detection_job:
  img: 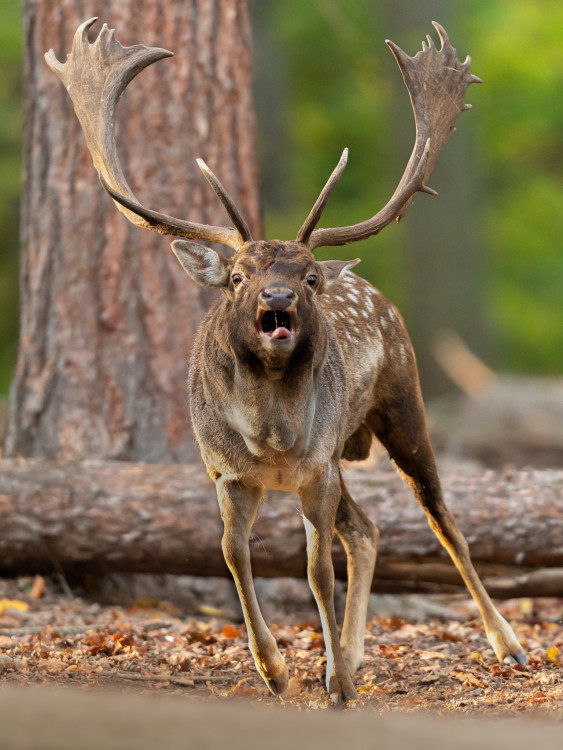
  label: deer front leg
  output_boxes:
[217,477,289,695]
[300,465,358,704]
[335,474,378,677]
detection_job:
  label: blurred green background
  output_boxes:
[1,0,562,397]
[0,0,23,394]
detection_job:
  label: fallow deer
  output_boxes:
[47,18,526,704]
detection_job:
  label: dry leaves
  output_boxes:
[0,577,561,717]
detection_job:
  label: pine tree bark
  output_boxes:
[5,0,261,462]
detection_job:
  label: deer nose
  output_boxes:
[260,287,296,310]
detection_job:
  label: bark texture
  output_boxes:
[0,460,561,597]
[6,0,261,462]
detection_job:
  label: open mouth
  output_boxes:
[259,310,295,341]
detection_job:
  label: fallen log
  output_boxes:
[0,459,561,596]
[427,374,563,469]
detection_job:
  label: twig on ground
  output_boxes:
[113,670,234,685]
[0,620,174,639]
[52,559,74,600]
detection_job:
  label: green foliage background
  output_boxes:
[0,0,23,393]
[0,0,561,395]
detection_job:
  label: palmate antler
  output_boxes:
[45,18,252,251]
[46,19,479,254]
[300,22,482,250]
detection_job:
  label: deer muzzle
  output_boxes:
[258,288,297,342]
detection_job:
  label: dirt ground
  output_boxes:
[0,576,561,717]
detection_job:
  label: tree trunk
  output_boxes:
[1,459,561,597]
[5,0,261,462]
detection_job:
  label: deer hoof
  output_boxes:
[486,615,527,665]
[327,674,358,706]
[264,662,289,696]
[503,651,527,666]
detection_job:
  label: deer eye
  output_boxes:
[306,274,318,287]
[232,273,243,286]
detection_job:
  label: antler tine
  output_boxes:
[296,147,348,244]
[45,19,245,251]
[308,22,481,251]
[196,159,253,244]
[97,174,246,244]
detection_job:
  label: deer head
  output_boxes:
[172,238,359,372]
[172,240,359,370]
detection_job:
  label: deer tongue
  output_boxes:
[271,326,291,340]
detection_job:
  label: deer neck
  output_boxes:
[213,308,330,455]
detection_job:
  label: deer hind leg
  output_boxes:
[217,477,289,695]
[300,464,358,704]
[366,372,526,665]
[335,473,378,677]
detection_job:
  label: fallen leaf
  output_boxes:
[419,650,448,660]
[222,625,241,639]
[284,676,302,697]
[0,599,29,614]
[390,624,419,639]
[547,646,559,663]
[229,677,258,696]
[440,631,462,643]
[452,671,485,688]
[309,633,325,650]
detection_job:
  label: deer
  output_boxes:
[46,18,526,704]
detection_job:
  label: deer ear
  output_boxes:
[318,258,361,288]
[171,240,231,288]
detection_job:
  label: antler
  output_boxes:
[304,22,481,251]
[296,147,349,245]
[45,18,252,251]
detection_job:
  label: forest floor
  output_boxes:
[0,576,561,718]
